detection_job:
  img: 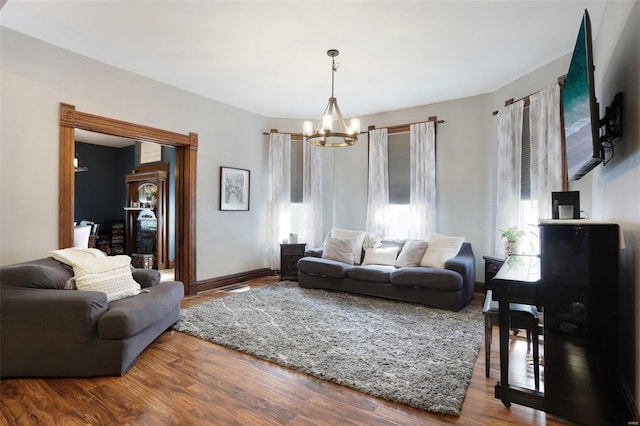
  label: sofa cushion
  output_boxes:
[362,232,382,250]
[395,240,429,268]
[329,228,367,264]
[420,232,465,268]
[0,258,73,289]
[362,247,399,266]
[98,281,183,340]
[346,265,394,283]
[322,237,357,264]
[297,257,350,278]
[391,267,463,291]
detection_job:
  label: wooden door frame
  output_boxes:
[59,103,198,295]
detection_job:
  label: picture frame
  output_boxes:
[140,141,162,164]
[551,191,580,219]
[220,167,250,211]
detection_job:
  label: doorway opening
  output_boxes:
[59,103,198,295]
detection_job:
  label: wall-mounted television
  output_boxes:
[562,9,602,181]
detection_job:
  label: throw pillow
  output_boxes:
[322,237,357,264]
[330,228,367,264]
[362,232,382,250]
[395,240,429,268]
[362,247,399,266]
[420,232,465,269]
[72,255,141,303]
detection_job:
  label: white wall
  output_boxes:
[0,28,269,280]
[589,0,639,406]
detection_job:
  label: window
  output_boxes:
[387,132,410,238]
[519,106,539,254]
[291,140,303,203]
[290,140,304,240]
[521,106,531,200]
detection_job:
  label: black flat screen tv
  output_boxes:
[562,9,602,181]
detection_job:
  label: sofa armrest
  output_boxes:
[0,285,108,343]
[304,248,323,258]
[444,242,476,302]
[132,268,161,288]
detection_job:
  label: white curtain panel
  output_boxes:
[365,128,389,236]
[302,141,323,248]
[409,121,436,239]
[530,83,563,219]
[495,100,524,253]
[265,133,291,270]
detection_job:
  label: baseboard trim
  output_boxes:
[195,268,276,293]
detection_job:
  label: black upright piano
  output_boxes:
[539,221,622,425]
[491,221,625,425]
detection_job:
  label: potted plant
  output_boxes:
[499,226,525,255]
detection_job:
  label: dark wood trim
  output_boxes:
[59,103,198,296]
[195,268,276,293]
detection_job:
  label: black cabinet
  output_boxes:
[539,222,621,425]
[280,243,306,281]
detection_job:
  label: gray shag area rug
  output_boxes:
[173,282,483,416]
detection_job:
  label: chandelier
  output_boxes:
[303,49,360,147]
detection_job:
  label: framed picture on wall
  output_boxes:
[220,167,250,211]
[140,141,162,164]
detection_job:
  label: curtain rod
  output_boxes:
[262,116,444,139]
[261,129,367,141]
[261,129,303,141]
[492,75,566,116]
[368,116,444,134]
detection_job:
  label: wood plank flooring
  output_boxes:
[1,277,574,425]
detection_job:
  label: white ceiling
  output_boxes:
[75,129,136,147]
[0,1,608,119]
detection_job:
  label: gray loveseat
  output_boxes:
[298,241,475,311]
[0,257,183,377]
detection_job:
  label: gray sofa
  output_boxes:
[298,241,475,311]
[0,257,183,378]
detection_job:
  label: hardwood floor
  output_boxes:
[0,277,574,425]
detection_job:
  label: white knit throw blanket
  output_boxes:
[45,248,106,268]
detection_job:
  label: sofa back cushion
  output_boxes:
[329,228,367,264]
[395,240,429,267]
[0,258,73,289]
[362,247,399,266]
[322,237,357,264]
[420,232,465,268]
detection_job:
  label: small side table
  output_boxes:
[280,243,306,281]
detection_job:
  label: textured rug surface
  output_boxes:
[173,282,483,415]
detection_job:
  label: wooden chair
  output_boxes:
[483,290,540,389]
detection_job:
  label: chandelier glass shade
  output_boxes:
[303,49,360,147]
